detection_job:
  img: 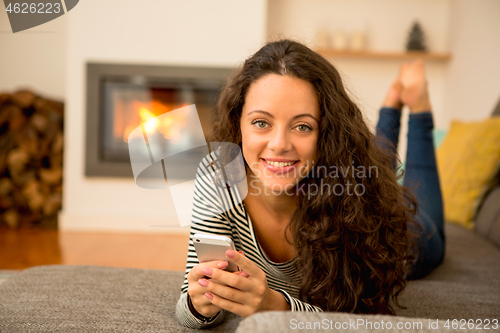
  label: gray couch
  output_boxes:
[0,221,499,333]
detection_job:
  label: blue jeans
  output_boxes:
[376,108,445,279]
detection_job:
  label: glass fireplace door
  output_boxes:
[100,79,219,163]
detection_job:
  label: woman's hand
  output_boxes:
[186,260,228,318]
[197,250,290,318]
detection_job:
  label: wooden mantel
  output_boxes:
[315,49,452,61]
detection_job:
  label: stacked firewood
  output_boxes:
[0,90,63,228]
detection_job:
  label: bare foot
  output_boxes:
[399,60,432,113]
[382,63,405,109]
[382,79,404,109]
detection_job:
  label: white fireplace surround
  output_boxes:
[59,0,267,233]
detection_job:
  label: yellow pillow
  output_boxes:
[437,118,500,229]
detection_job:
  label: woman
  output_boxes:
[175,39,445,328]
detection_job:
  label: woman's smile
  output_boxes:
[261,158,299,172]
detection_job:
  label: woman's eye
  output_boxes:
[253,120,268,128]
[296,124,311,132]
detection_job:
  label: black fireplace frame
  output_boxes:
[85,62,234,178]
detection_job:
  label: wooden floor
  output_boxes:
[0,228,190,271]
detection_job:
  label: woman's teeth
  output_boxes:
[266,160,296,167]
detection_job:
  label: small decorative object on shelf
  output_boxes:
[314,28,330,49]
[332,30,348,51]
[406,21,427,52]
[350,30,366,51]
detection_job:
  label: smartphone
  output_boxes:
[193,233,239,272]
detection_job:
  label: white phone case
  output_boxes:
[193,233,239,272]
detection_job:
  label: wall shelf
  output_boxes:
[315,49,452,61]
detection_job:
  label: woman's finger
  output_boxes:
[188,284,214,307]
[201,267,253,291]
[225,250,262,277]
[188,261,228,281]
[237,271,249,278]
[205,291,251,318]
[198,278,248,304]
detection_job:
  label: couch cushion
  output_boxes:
[436,117,500,229]
[0,265,241,332]
[492,95,500,117]
[396,223,500,320]
[475,186,500,247]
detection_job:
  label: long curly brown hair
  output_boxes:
[211,39,418,314]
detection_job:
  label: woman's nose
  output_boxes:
[267,127,292,154]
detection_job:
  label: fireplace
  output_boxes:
[85,63,234,178]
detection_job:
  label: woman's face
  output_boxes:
[241,74,320,195]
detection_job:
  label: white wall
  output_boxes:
[0,3,66,100]
[444,0,500,122]
[59,0,268,233]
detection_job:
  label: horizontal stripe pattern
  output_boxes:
[175,153,323,329]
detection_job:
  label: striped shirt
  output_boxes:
[175,153,323,329]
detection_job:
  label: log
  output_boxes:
[33,97,64,117]
[3,209,19,228]
[0,93,10,105]
[18,211,42,226]
[30,114,49,133]
[51,132,63,154]
[0,196,13,209]
[14,126,39,156]
[8,104,27,131]
[7,148,30,171]
[12,189,28,207]
[0,132,15,152]
[35,139,51,162]
[43,193,62,216]
[41,116,60,142]
[48,153,63,169]
[0,178,13,195]
[0,154,7,176]
[11,90,36,109]
[0,103,14,128]
[22,180,45,211]
[39,167,63,185]
[10,169,36,187]
[53,184,63,193]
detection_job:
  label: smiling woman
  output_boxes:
[175,39,444,329]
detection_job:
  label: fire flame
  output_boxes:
[123,100,188,143]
